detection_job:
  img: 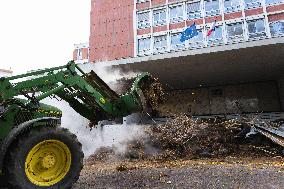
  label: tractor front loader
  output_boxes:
[0,61,163,189]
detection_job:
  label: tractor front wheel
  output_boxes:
[5,126,83,189]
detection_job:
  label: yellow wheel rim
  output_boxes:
[25,139,72,187]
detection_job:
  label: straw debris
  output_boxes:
[88,115,282,164]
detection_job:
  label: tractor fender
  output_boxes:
[0,117,60,173]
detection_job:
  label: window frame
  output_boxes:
[134,1,284,56]
[170,32,186,50]
[244,0,262,9]
[78,49,83,60]
[265,0,284,6]
[169,4,185,24]
[188,28,205,49]
[226,21,245,43]
[153,8,167,26]
[246,18,266,39]
[205,0,220,16]
[207,25,224,46]
[137,11,151,29]
[153,34,168,53]
[269,20,284,37]
[224,0,241,13]
[138,37,152,55]
[186,1,202,20]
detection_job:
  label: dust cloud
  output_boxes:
[81,61,141,93]
[43,63,145,157]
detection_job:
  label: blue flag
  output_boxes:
[180,23,198,42]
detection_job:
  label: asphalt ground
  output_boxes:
[72,157,284,189]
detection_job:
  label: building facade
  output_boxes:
[89,0,135,62]
[86,0,284,118]
[89,0,284,61]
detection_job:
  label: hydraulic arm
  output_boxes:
[0,61,163,126]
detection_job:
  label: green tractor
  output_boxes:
[0,61,163,188]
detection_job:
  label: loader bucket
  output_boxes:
[130,73,164,115]
[84,70,120,101]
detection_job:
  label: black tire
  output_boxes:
[4,126,84,189]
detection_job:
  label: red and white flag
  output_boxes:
[207,21,216,37]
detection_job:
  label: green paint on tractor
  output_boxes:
[0,60,163,188]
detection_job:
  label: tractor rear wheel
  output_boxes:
[5,126,84,189]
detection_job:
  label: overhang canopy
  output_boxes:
[106,37,284,89]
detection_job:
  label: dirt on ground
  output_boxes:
[73,115,284,189]
[73,157,284,189]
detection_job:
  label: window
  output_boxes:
[153,9,166,26]
[189,29,204,48]
[187,2,202,20]
[154,35,167,53]
[138,37,151,55]
[224,0,241,13]
[171,33,185,50]
[269,21,284,36]
[170,5,184,23]
[247,19,266,39]
[244,0,262,9]
[205,0,220,16]
[227,22,244,41]
[208,26,223,45]
[265,0,284,5]
[137,0,149,3]
[78,49,82,60]
[137,12,150,29]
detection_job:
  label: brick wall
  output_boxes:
[73,49,78,60]
[82,48,89,60]
[268,12,284,22]
[89,0,135,62]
